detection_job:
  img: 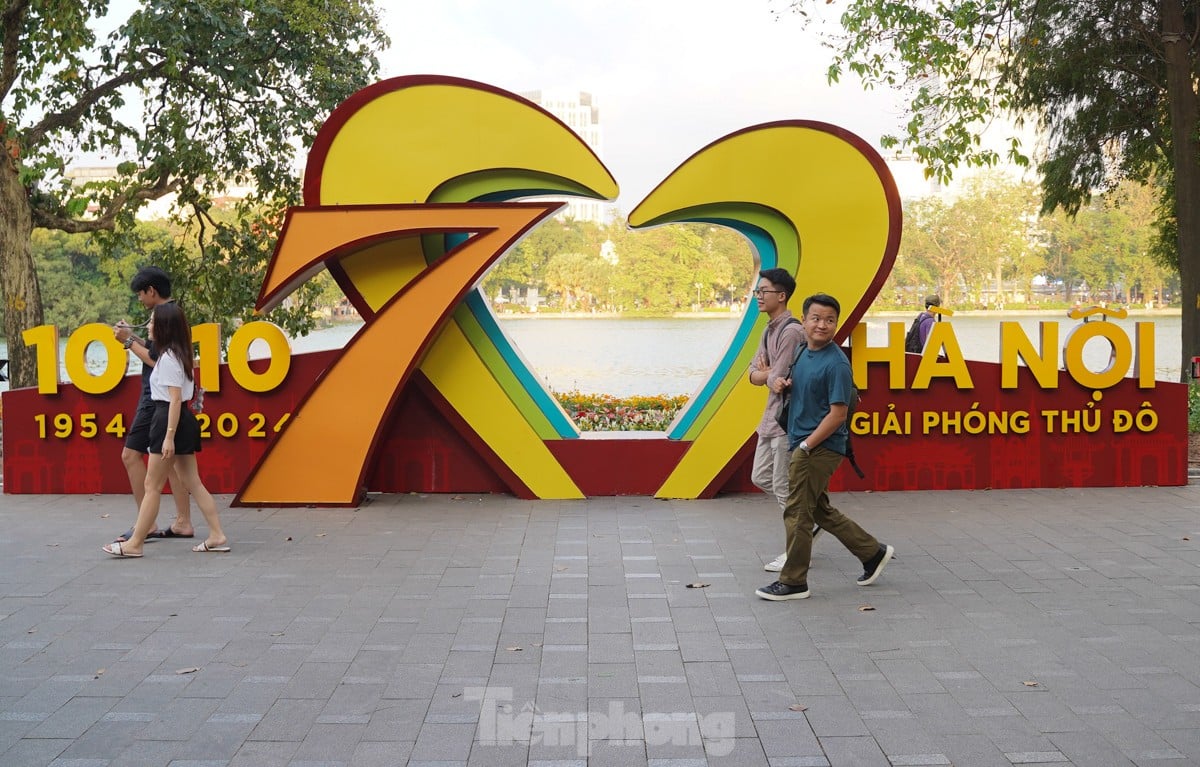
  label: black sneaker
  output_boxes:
[857,544,894,586]
[755,581,811,601]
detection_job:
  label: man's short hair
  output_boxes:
[802,293,841,318]
[924,294,941,309]
[130,266,172,298]
[758,268,796,300]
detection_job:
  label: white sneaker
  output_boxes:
[763,526,822,572]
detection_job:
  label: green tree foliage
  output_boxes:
[91,195,335,339]
[883,176,1177,309]
[483,217,604,301]
[27,229,127,330]
[1042,180,1173,304]
[789,0,1200,381]
[893,196,966,304]
[482,217,755,314]
[889,174,1043,306]
[544,251,612,311]
[611,224,710,312]
[0,0,388,387]
[14,215,356,341]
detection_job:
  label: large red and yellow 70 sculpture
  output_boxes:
[233,75,901,506]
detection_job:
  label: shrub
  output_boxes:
[1190,380,1200,434]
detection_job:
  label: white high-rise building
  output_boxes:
[519,88,611,224]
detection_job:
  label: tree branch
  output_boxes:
[25,60,166,148]
[30,168,179,233]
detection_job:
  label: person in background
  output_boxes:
[747,268,820,573]
[756,293,893,601]
[917,294,940,350]
[112,267,194,542]
[103,302,229,557]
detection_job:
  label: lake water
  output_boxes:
[495,314,1184,396]
[1,313,1185,397]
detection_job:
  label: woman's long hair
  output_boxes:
[150,302,194,381]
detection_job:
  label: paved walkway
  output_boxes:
[1,483,1198,767]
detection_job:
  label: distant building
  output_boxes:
[65,165,252,220]
[519,88,611,224]
[885,153,948,202]
[883,113,1040,203]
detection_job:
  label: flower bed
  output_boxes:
[555,391,689,432]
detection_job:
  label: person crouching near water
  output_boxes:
[102,302,230,558]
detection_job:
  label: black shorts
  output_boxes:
[148,401,202,455]
[123,405,156,453]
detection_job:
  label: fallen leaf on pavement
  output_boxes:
[95,668,105,678]
[858,605,876,611]
[686,583,710,589]
[1023,680,1038,687]
[100,513,110,519]
[505,646,523,652]
[176,667,200,675]
[789,704,808,712]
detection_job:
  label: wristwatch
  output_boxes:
[799,440,810,453]
[122,337,134,350]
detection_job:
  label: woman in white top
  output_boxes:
[103,302,230,557]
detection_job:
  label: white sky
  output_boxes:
[377,0,916,211]
[77,0,965,206]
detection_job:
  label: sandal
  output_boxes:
[155,527,194,539]
[102,541,143,558]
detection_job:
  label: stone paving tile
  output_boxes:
[0,738,72,767]
[102,738,190,767]
[226,739,302,766]
[1,485,1198,765]
[585,738,649,766]
[247,697,325,742]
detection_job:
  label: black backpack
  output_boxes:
[775,347,865,479]
[904,313,925,353]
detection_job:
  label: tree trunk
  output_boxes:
[940,276,955,308]
[1162,0,1200,383]
[0,150,42,390]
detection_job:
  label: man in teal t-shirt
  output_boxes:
[755,293,894,601]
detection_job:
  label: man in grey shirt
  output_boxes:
[747,268,819,573]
